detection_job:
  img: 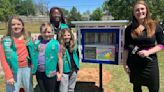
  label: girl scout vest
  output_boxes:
[34,39,59,78]
[62,46,80,73]
[2,36,36,74]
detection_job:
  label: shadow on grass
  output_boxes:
[0,28,5,30]
[75,81,104,92]
[34,81,104,92]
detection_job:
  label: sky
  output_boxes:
[36,0,106,13]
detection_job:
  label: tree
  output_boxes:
[15,0,36,16]
[67,6,82,26]
[103,0,164,20]
[102,0,134,20]
[146,0,164,20]
[82,10,91,20]
[0,0,16,22]
[35,0,48,15]
[68,6,82,21]
[90,8,103,20]
[61,8,69,17]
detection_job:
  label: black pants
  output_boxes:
[36,71,57,92]
[133,83,159,92]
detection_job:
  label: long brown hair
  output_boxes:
[7,15,30,42]
[131,0,156,38]
[59,28,75,53]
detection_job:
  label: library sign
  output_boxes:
[72,20,128,65]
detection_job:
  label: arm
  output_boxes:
[123,49,130,74]
[148,44,164,53]
[123,25,132,74]
[57,44,63,81]
[0,44,15,84]
[138,44,163,57]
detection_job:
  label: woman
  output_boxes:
[49,7,68,40]
[123,1,164,92]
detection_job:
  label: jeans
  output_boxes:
[6,67,33,92]
[59,71,77,92]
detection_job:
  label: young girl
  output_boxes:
[58,28,80,92]
[0,16,35,92]
[33,22,63,92]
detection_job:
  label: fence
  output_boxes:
[20,16,49,22]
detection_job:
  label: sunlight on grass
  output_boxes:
[0,52,164,92]
[0,22,164,92]
[80,51,164,92]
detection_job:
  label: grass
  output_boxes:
[0,22,164,92]
[78,51,164,92]
[0,22,42,35]
[1,52,164,92]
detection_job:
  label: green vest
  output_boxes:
[2,36,36,74]
[52,23,69,33]
[62,46,80,73]
[33,39,59,78]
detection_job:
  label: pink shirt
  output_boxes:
[13,38,28,67]
[0,38,29,80]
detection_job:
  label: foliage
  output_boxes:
[61,8,69,17]
[90,7,103,20]
[15,0,36,16]
[102,0,134,20]
[67,6,82,26]
[0,0,36,22]
[68,6,82,21]
[0,0,16,22]
[35,0,48,15]
[103,0,164,20]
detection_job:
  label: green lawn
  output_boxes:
[79,51,164,92]
[1,52,164,92]
[0,22,41,35]
[0,22,164,92]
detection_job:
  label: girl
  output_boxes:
[33,22,63,92]
[59,28,80,92]
[0,16,35,92]
[123,1,164,92]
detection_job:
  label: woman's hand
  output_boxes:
[6,78,15,85]
[137,50,150,57]
[123,65,130,75]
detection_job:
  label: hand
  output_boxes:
[56,72,62,81]
[6,78,15,85]
[137,50,150,57]
[123,65,130,75]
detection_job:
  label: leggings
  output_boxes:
[36,71,57,92]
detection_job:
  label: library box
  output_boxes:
[72,21,129,65]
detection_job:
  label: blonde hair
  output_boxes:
[7,15,30,42]
[40,22,54,33]
[39,22,54,39]
[58,28,75,53]
[131,0,156,38]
